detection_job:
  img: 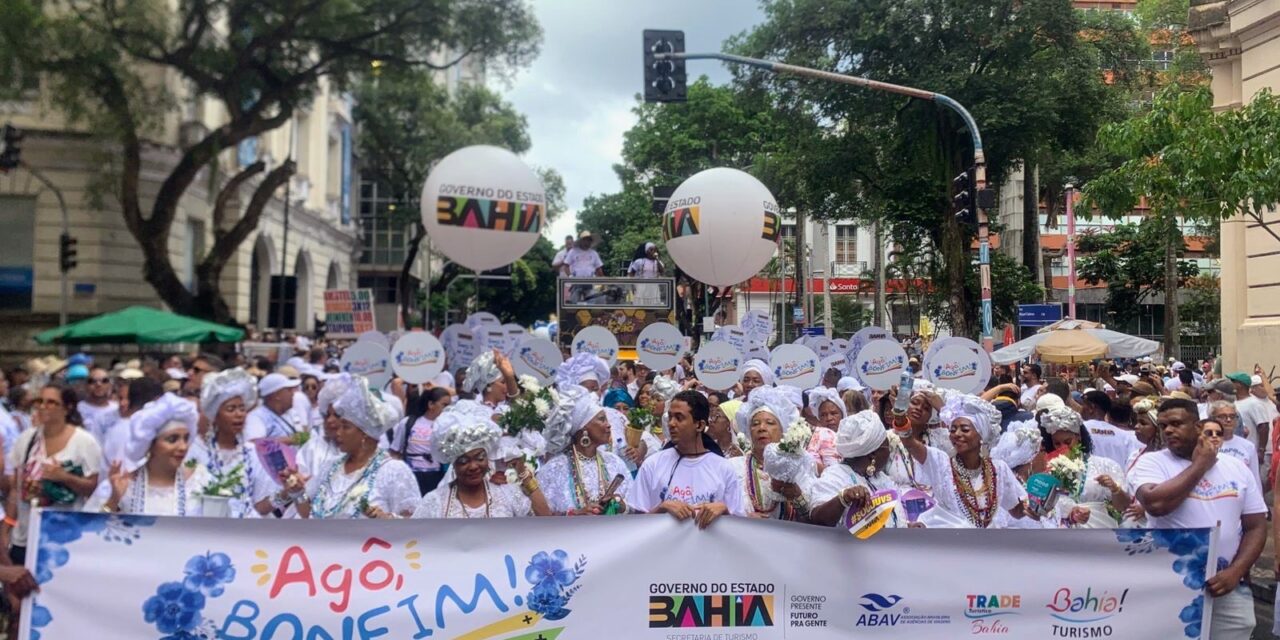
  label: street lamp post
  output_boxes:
[650,47,995,351]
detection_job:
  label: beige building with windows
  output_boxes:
[1191,0,1280,372]
[0,68,356,354]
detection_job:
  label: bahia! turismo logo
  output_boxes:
[964,593,1021,635]
[1044,586,1129,638]
[855,593,951,628]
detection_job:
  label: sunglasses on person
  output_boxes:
[1202,426,1224,439]
[88,377,110,385]
[303,383,319,392]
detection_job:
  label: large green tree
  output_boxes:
[1075,221,1200,325]
[0,0,540,323]
[730,0,1128,337]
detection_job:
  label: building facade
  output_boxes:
[1190,0,1280,373]
[0,67,357,354]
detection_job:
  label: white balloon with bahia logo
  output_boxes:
[662,167,781,286]
[420,145,546,272]
[769,344,821,389]
[636,322,683,372]
[390,332,445,385]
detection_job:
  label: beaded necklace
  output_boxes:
[950,456,997,528]
[127,466,188,516]
[445,482,492,518]
[312,450,387,519]
[568,448,608,510]
[205,432,254,502]
[744,455,774,514]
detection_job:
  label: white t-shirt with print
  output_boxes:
[1218,436,1261,491]
[7,427,103,547]
[1234,396,1271,450]
[1084,419,1140,468]
[1129,450,1267,571]
[78,400,119,443]
[627,447,745,516]
[564,247,603,277]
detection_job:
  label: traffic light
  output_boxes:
[643,30,687,103]
[59,233,77,273]
[952,167,976,225]
[0,124,22,172]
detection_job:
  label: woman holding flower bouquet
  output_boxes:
[413,400,552,518]
[4,383,102,564]
[296,374,419,519]
[808,410,907,529]
[917,394,1033,529]
[103,393,210,516]
[189,369,280,518]
[537,386,631,515]
[727,388,809,521]
[1040,406,1131,529]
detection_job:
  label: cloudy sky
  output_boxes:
[494,1,766,241]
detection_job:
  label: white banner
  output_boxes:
[24,511,1212,640]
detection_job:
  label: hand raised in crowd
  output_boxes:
[840,485,870,511]
[623,441,648,465]
[40,460,68,484]
[1095,475,1120,493]
[1192,432,1220,470]
[107,461,131,503]
[493,350,516,379]
[1125,501,1146,522]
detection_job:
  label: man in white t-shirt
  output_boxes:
[1080,390,1139,467]
[1228,372,1269,453]
[1248,375,1279,466]
[244,373,303,441]
[1018,363,1042,411]
[1207,400,1262,489]
[78,367,119,445]
[564,231,604,278]
[1130,398,1266,640]
[550,235,573,277]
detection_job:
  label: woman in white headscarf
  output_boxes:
[294,374,347,483]
[556,353,611,395]
[990,420,1053,530]
[918,394,1032,529]
[464,349,519,414]
[1039,406,1131,529]
[536,386,631,515]
[296,375,419,519]
[189,369,280,518]
[807,410,907,528]
[412,400,551,518]
[884,385,952,496]
[727,387,809,520]
[805,387,845,472]
[103,393,210,516]
[737,360,773,401]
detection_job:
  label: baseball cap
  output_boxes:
[1226,372,1252,387]
[259,373,300,397]
[1251,375,1263,386]
[1207,379,1234,395]
[1171,361,1186,372]
[68,353,93,367]
[1116,374,1139,386]
[118,368,145,381]
[65,364,90,382]
[578,231,593,239]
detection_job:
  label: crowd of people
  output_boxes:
[0,341,1273,638]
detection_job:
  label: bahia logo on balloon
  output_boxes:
[662,201,701,241]
[773,358,817,384]
[518,346,556,379]
[434,189,543,233]
[574,339,616,360]
[343,357,386,376]
[761,206,781,242]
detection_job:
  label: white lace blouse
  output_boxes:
[412,480,532,518]
[536,450,631,514]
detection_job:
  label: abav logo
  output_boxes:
[856,593,905,627]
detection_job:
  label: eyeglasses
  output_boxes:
[1212,413,1239,422]
[189,366,214,374]
[303,384,319,392]
[89,378,110,384]
[1203,429,1224,438]
[33,398,63,407]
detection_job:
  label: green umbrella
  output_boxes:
[34,306,245,345]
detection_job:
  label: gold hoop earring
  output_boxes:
[865,462,877,476]
[578,432,592,449]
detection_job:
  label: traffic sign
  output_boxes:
[1017,303,1062,327]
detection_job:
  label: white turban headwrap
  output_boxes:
[649,374,681,404]
[990,420,1042,469]
[330,373,399,440]
[836,376,863,394]
[124,393,198,471]
[544,384,604,454]
[835,410,887,459]
[316,373,351,417]
[806,387,847,420]
[940,393,1003,446]
[1039,406,1083,435]
[737,386,800,434]
[200,368,258,418]
[431,399,502,464]
[738,359,775,386]
[555,353,610,389]
[464,351,503,395]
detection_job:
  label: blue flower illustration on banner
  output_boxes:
[143,582,205,635]
[33,512,157,638]
[142,551,236,639]
[524,549,587,621]
[183,552,236,597]
[28,603,50,640]
[1114,528,1211,638]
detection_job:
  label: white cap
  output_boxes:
[1252,375,1263,386]
[165,367,189,381]
[1171,361,1186,372]
[1116,374,1140,385]
[118,368,145,381]
[259,372,301,397]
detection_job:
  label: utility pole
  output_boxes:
[874,221,887,329]
[794,210,806,336]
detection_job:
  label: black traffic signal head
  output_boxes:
[0,124,22,172]
[643,30,687,103]
[59,232,77,272]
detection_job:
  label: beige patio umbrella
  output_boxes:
[1034,328,1109,364]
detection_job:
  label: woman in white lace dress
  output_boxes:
[412,400,551,519]
[103,393,211,516]
[536,386,631,515]
[295,374,418,519]
[727,387,808,521]
[188,369,279,518]
[1040,406,1132,529]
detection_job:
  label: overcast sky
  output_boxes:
[494,0,766,242]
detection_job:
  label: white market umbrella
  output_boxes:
[990,319,1160,365]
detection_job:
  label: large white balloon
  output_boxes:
[662,167,781,286]
[421,145,546,272]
